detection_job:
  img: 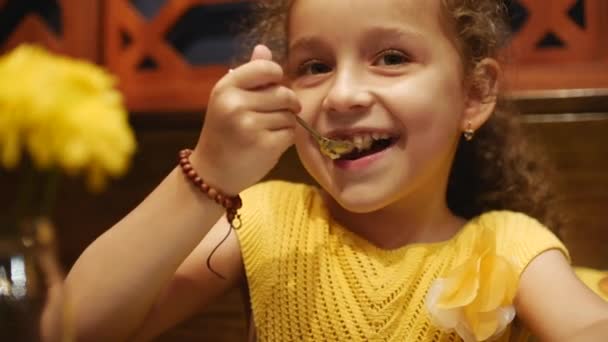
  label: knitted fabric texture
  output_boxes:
[235,181,569,341]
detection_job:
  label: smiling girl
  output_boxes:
[43,0,608,341]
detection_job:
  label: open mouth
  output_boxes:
[335,134,399,161]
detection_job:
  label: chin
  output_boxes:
[328,183,397,214]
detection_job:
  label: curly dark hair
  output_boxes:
[239,0,563,232]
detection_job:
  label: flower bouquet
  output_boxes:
[0,44,136,341]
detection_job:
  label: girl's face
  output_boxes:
[287,0,469,213]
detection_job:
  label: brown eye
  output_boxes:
[299,60,332,75]
[375,49,410,66]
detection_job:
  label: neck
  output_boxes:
[325,179,465,250]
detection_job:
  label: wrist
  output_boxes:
[188,148,241,196]
[178,149,242,227]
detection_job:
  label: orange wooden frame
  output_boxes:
[504,0,608,92]
[3,0,607,111]
[105,0,245,112]
[0,0,102,62]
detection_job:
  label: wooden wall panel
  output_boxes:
[1,0,606,110]
[0,0,102,62]
[103,0,608,112]
[504,0,608,91]
[104,0,245,112]
[523,114,608,269]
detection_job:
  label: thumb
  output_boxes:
[250,44,273,62]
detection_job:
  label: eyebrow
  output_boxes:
[288,26,425,55]
[364,26,425,44]
[363,27,426,54]
[288,37,324,55]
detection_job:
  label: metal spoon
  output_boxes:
[293,115,356,160]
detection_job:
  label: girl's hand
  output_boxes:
[192,45,301,195]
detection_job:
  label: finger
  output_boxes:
[227,44,281,90]
[244,85,301,114]
[260,128,295,154]
[250,44,273,62]
[229,59,284,90]
[234,109,295,133]
[259,111,296,131]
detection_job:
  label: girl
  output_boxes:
[43,0,608,341]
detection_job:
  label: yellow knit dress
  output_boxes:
[235,181,569,341]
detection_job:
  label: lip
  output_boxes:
[333,137,398,171]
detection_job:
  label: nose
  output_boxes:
[321,68,373,115]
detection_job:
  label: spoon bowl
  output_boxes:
[293,115,355,159]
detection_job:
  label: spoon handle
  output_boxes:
[294,115,323,141]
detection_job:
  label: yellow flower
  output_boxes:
[426,228,518,341]
[0,44,136,191]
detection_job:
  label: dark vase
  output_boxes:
[0,218,70,341]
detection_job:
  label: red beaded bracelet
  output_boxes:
[178,149,242,229]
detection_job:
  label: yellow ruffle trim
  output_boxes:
[575,267,608,301]
[426,227,518,341]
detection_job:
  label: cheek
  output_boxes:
[293,88,320,120]
[377,74,464,166]
[294,124,338,191]
[292,87,336,186]
[294,132,326,185]
[293,89,329,162]
[294,128,320,167]
[294,128,311,150]
[384,70,465,139]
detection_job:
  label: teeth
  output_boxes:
[361,135,373,150]
[353,135,363,149]
[342,132,391,151]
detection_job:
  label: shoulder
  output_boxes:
[462,210,570,276]
[236,180,318,244]
[473,210,552,235]
[425,211,573,340]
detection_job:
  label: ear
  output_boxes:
[461,58,501,132]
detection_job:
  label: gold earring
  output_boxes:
[464,121,475,141]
